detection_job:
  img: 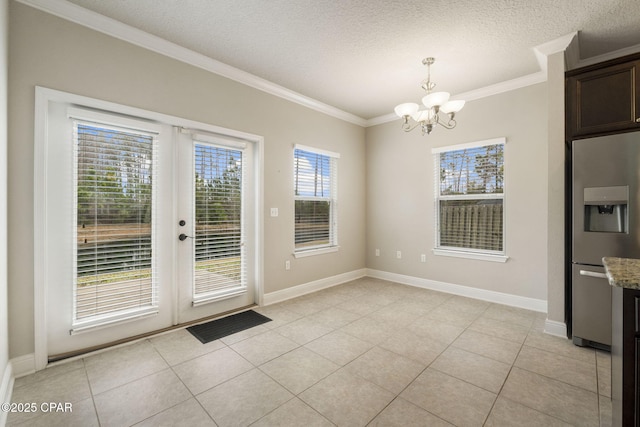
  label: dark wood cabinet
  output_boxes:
[611,286,640,426]
[566,54,640,139]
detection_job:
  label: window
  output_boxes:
[432,138,507,262]
[293,145,339,255]
[72,115,160,327]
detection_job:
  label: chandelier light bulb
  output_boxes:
[412,109,432,122]
[394,102,419,118]
[422,91,450,109]
[440,100,465,114]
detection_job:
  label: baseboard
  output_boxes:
[263,268,367,305]
[9,354,35,379]
[0,360,14,426]
[543,319,568,338]
[366,269,548,313]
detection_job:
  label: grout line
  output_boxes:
[14,278,601,426]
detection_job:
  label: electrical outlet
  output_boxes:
[396,251,402,259]
[285,260,290,270]
[421,254,426,262]
[375,249,380,256]
[270,208,278,217]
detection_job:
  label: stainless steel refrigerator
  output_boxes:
[572,132,640,349]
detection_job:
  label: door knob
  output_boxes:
[179,233,193,241]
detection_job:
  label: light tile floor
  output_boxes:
[7,278,611,426]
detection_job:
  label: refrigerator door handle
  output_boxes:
[579,269,608,279]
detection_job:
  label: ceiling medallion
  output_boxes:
[394,57,465,135]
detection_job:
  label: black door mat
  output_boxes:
[187,310,272,344]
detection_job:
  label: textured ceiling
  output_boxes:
[64,0,640,120]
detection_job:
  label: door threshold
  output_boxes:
[47,303,258,364]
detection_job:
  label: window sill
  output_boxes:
[293,246,340,258]
[433,248,509,263]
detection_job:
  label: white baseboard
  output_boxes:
[9,354,35,379]
[544,319,568,338]
[366,268,548,313]
[263,268,367,305]
[1,360,14,426]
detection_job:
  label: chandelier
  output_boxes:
[394,57,465,135]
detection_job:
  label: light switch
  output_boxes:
[270,208,278,217]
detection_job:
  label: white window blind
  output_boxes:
[294,145,338,252]
[433,139,505,255]
[192,141,246,303]
[73,121,159,325]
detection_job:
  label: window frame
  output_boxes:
[190,136,248,305]
[432,138,508,263]
[293,144,339,257]
[68,107,163,333]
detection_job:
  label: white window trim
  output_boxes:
[432,137,508,262]
[293,144,339,257]
[293,246,340,258]
[432,248,509,263]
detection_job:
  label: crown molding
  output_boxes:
[366,71,547,127]
[15,0,368,127]
[19,1,639,130]
[367,33,582,127]
[573,42,640,69]
[533,32,579,73]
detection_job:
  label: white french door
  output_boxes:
[176,131,255,324]
[45,104,175,357]
[41,92,259,360]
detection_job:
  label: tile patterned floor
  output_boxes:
[7,278,611,426]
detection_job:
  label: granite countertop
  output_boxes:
[603,257,640,290]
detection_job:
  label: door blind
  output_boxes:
[74,122,158,324]
[193,142,245,302]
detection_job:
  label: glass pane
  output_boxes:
[75,124,155,320]
[193,143,244,297]
[293,148,335,251]
[295,200,330,249]
[439,199,503,251]
[439,144,504,195]
[294,149,331,197]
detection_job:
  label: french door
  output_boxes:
[43,96,257,360]
[176,131,255,324]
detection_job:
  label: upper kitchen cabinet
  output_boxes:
[566,53,640,140]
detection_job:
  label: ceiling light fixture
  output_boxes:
[394,57,465,135]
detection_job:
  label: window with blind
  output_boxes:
[433,138,506,260]
[192,141,246,304]
[73,120,158,328]
[293,145,339,254]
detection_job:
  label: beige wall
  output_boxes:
[365,83,549,302]
[7,2,366,358]
[546,51,568,325]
